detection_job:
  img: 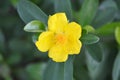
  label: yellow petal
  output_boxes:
[65,22,82,39]
[35,31,54,52]
[48,44,68,62]
[67,39,82,54]
[48,13,68,33]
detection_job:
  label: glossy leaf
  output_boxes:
[43,56,74,80]
[77,0,98,26]
[40,0,54,15]
[86,44,115,80]
[85,43,103,62]
[81,34,100,45]
[112,50,120,80]
[83,25,95,33]
[96,22,120,36]
[91,0,118,28]
[24,20,46,32]
[54,0,72,21]
[115,27,120,45]
[17,0,48,25]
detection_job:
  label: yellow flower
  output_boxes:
[35,13,82,62]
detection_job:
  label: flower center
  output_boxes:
[55,33,67,44]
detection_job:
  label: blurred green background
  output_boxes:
[0,0,120,80]
[0,0,50,80]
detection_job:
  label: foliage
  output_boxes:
[0,0,120,80]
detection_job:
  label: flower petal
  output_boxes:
[67,39,82,54]
[35,31,54,52]
[48,44,68,62]
[65,22,82,39]
[48,13,68,33]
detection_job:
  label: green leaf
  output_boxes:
[81,34,100,45]
[83,25,95,33]
[43,56,74,80]
[115,0,120,9]
[74,48,90,80]
[24,20,46,32]
[77,0,98,26]
[112,50,120,80]
[115,10,120,20]
[85,43,103,62]
[54,0,72,21]
[82,29,87,36]
[10,0,19,7]
[85,44,114,80]
[115,27,120,45]
[17,0,48,25]
[96,22,120,36]
[32,33,40,43]
[91,0,118,28]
